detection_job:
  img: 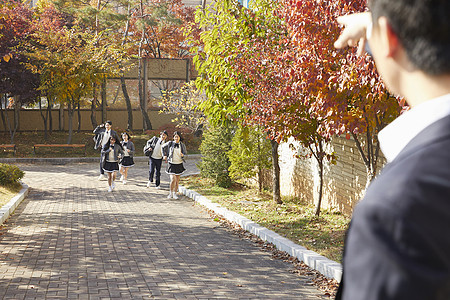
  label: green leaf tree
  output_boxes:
[193,0,285,203]
[198,125,234,188]
[228,125,272,193]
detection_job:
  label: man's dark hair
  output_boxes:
[369,0,450,75]
[106,120,112,125]
[161,130,168,136]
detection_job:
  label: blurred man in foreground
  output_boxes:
[334,1,450,299]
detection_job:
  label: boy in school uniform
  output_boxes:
[144,130,168,189]
[93,121,120,180]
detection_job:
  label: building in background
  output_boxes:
[238,0,249,7]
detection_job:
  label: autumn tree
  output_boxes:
[222,0,337,213]
[50,0,130,128]
[192,0,249,125]
[26,6,124,143]
[280,0,402,186]
[124,0,200,130]
[0,0,14,63]
[232,0,400,214]
[0,1,40,143]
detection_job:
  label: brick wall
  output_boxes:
[279,136,386,215]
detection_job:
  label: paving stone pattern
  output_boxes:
[0,160,327,299]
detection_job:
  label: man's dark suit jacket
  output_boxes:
[336,115,450,300]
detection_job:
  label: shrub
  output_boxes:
[198,125,234,187]
[228,125,272,192]
[0,163,24,185]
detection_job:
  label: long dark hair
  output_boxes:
[173,131,183,141]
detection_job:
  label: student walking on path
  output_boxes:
[162,131,187,199]
[102,136,124,192]
[119,132,135,185]
[144,130,168,189]
[93,121,120,181]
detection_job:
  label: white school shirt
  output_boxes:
[378,93,450,163]
[107,146,116,162]
[101,130,111,147]
[171,146,183,164]
[151,139,163,159]
[123,143,129,157]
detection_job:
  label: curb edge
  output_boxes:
[0,183,29,226]
[179,185,343,283]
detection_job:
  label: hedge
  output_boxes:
[0,163,24,185]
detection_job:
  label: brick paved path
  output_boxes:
[0,160,327,299]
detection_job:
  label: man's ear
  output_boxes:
[378,16,400,58]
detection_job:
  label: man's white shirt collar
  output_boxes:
[379,93,450,163]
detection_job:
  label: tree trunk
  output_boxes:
[67,99,74,144]
[101,78,107,124]
[3,97,13,142]
[314,159,324,217]
[138,58,152,130]
[270,139,282,204]
[137,13,152,131]
[121,76,133,130]
[91,83,98,129]
[77,102,81,133]
[39,98,48,140]
[352,133,377,188]
[258,166,263,194]
[257,137,263,193]
[59,105,64,131]
[0,94,7,131]
[47,96,53,134]
[10,97,20,144]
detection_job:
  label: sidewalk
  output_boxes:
[0,159,329,299]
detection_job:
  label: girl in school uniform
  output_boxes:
[119,132,135,185]
[102,136,124,192]
[162,131,187,199]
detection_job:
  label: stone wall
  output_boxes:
[279,136,386,215]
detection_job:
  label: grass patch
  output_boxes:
[181,174,349,262]
[0,181,22,208]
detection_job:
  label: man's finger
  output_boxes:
[356,37,366,56]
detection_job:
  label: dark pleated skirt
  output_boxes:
[166,163,185,175]
[120,156,134,167]
[103,161,119,172]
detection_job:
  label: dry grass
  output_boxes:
[0,182,22,209]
